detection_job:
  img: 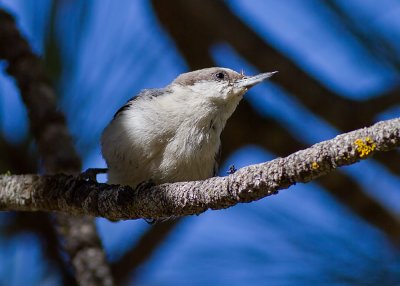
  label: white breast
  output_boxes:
[101,84,241,188]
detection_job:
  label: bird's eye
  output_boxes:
[215,72,226,80]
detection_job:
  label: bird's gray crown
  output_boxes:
[172,67,244,86]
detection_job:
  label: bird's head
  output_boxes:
[171,67,277,104]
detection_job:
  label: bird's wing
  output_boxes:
[113,88,171,118]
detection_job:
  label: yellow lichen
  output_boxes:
[311,162,319,170]
[354,137,376,158]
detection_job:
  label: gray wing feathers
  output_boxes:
[113,88,170,118]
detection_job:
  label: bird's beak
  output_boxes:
[236,71,278,88]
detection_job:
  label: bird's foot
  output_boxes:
[144,218,158,224]
[227,165,237,175]
[144,216,176,225]
[79,168,108,182]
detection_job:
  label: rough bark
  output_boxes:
[224,102,400,241]
[1,118,399,224]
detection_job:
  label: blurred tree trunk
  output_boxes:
[0,9,113,286]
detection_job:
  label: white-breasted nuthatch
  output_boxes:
[101,67,277,188]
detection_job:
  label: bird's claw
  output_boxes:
[227,165,237,175]
[79,168,108,182]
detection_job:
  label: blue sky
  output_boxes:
[0,1,399,285]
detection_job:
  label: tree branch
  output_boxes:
[1,118,399,220]
[224,102,400,242]
[152,0,400,245]
[0,8,113,285]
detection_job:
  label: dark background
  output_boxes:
[0,0,399,285]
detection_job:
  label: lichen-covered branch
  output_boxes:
[152,0,400,244]
[224,102,400,241]
[1,118,399,220]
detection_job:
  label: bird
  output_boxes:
[101,67,277,189]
